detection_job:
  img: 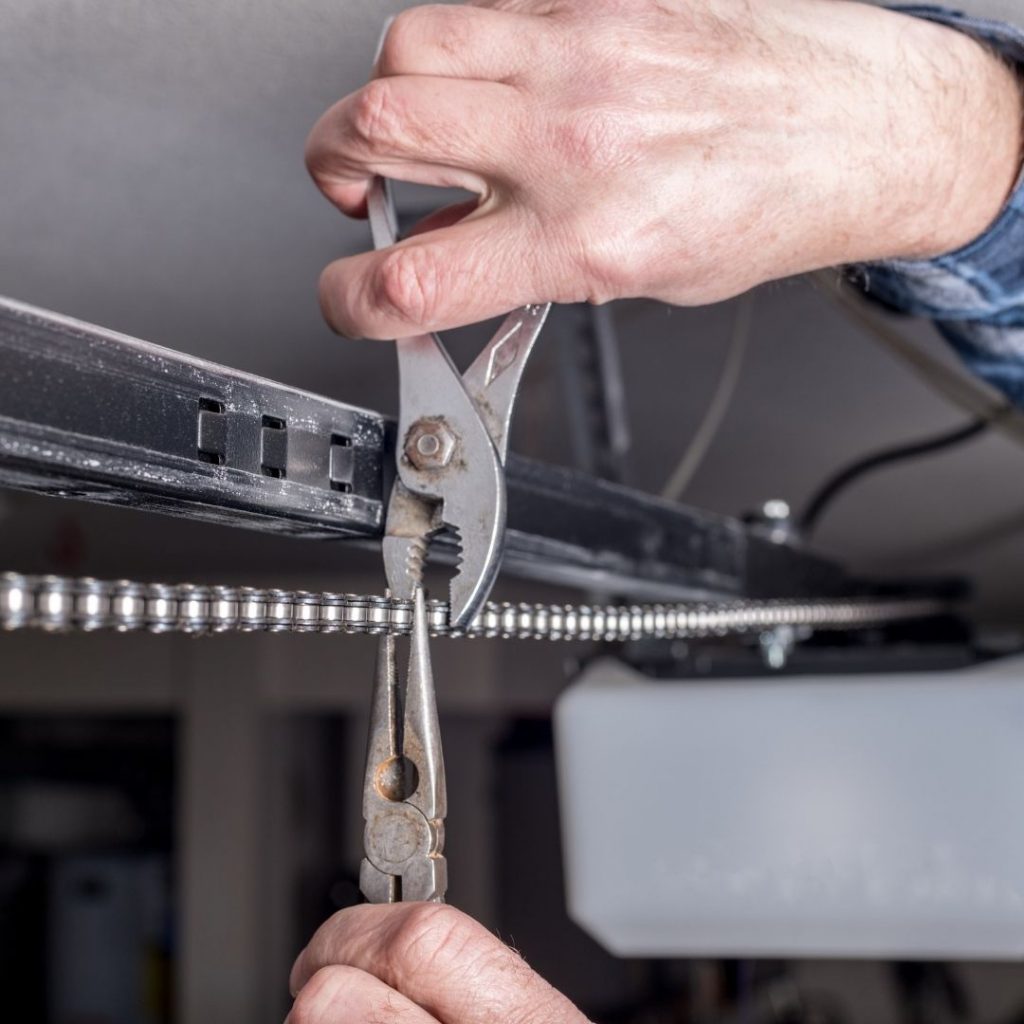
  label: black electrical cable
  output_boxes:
[798,418,990,537]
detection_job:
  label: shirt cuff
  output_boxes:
[853,6,1024,323]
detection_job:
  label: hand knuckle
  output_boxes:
[289,966,340,1024]
[553,109,632,173]
[380,7,429,71]
[387,902,469,975]
[383,5,472,68]
[562,213,633,305]
[374,247,441,327]
[304,117,338,184]
[318,263,358,336]
[287,997,315,1024]
[567,20,632,76]
[304,144,326,185]
[352,78,403,148]
[318,264,340,311]
[427,5,474,57]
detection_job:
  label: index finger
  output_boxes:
[317,205,558,339]
[376,4,550,82]
[290,903,588,1024]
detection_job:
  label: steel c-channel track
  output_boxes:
[0,296,944,606]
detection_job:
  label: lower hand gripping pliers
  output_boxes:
[359,176,550,903]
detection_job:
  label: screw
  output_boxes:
[405,419,457,470]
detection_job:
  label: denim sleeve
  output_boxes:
[853,6,1024,404]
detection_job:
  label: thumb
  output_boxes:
[318,208,552,339]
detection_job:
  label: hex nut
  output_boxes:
[405,419,457,470]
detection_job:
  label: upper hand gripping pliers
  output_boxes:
[359,175,550,904]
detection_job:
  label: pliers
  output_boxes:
[359,590,448,903]
[367,177,549,626]
[360,175,550,903]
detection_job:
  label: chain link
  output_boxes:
[0,571,948,642]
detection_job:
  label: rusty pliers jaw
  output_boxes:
[383,331,507,627]
[360,588,448,904]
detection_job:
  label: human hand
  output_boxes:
[306,0,1024,339]
[287,902,589,1023]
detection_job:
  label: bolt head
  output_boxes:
[405,419,457,470]
[761,499,791,522]
[416,434,441,458]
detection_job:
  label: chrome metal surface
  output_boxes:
[460,303,551,465]
[0,571,948,641]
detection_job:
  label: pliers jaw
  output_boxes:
[360,589,448,904]
[384,470,507,631]
[381,480,440,603]
[384,332,508,626]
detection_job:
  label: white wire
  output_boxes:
[810,270,1024,447]
[660,271,1024,506]
[661,291,754,501]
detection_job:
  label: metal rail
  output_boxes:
[0,296,932,603]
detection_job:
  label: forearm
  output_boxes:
[744,1,1022,276]
[865,4,1023,260]
[853,5,1024,403]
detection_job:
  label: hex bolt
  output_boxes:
[416,434,441,458]
[405,419,457,470]
[758,498,795,545]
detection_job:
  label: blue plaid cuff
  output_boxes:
[854,6,1024,403]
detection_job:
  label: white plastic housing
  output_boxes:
[554,656,1024,959]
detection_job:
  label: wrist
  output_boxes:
[842,7,1023,263]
